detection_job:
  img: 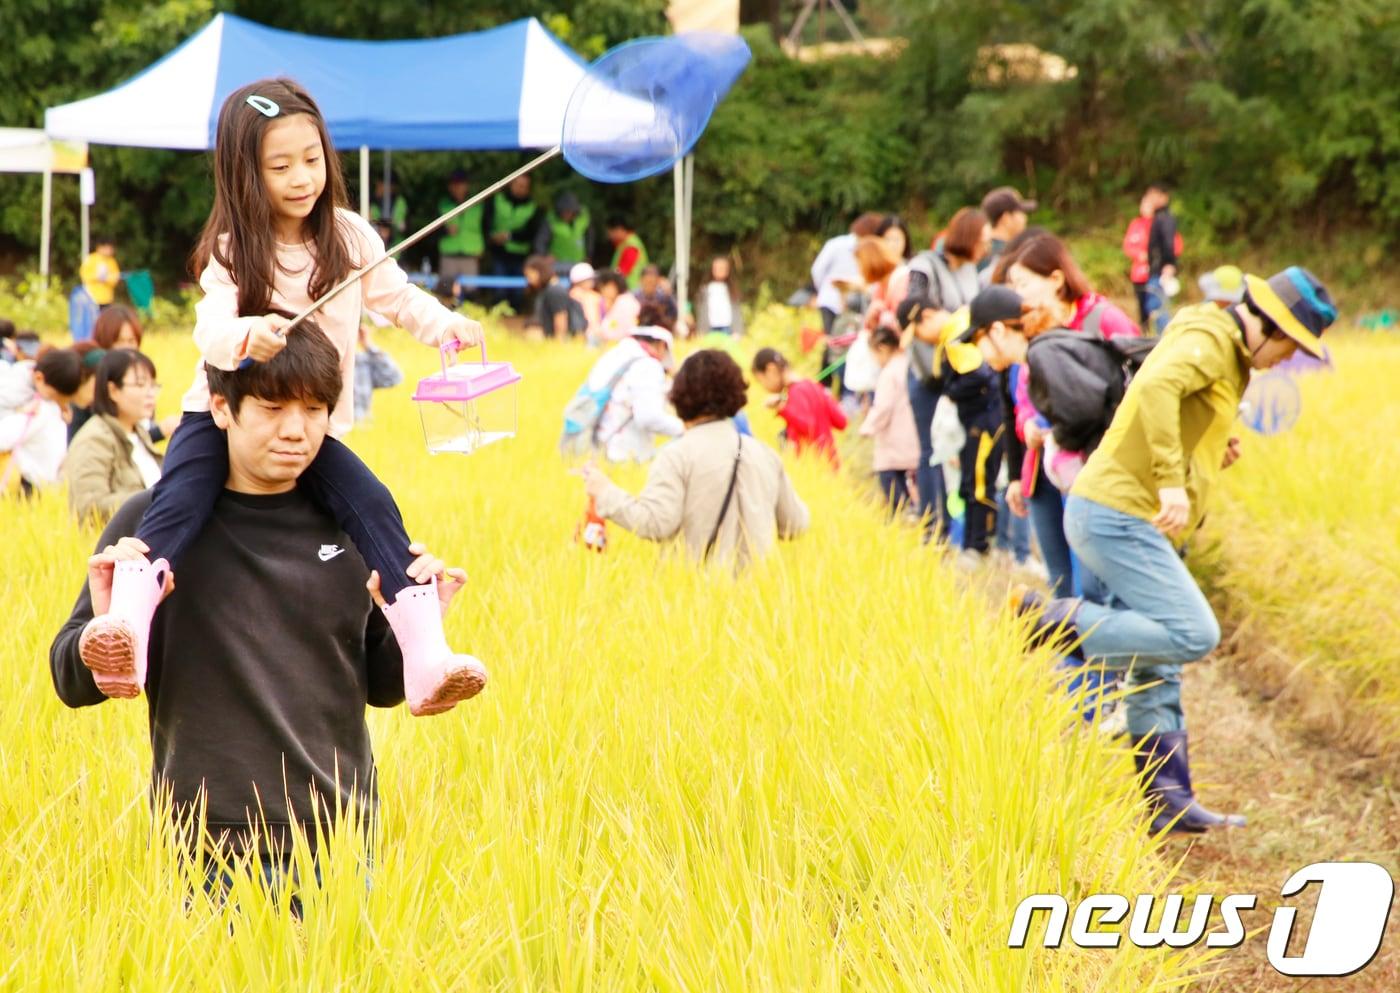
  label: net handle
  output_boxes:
[279,145,562,339]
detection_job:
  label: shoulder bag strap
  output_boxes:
[704,428,744,562]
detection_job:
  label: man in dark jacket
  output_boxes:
[49,329,467,896]
[1144,183,1181,333]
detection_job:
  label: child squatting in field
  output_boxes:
[50,329,462,900]
[73,78,488,718]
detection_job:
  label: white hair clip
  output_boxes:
[246,94,280,117]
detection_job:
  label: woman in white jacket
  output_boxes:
[590,326,684,463]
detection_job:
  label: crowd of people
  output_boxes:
[565,182,1338,841]
[4,72,1343,916]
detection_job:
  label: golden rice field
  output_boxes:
[5,318,1224,991]
[1200,333,1400,754]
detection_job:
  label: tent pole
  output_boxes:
[683,154,695,324]
[382,150,391,219]
[359,146,370,219]
[80,197,90,260]
[673,161,684,317]
[40,168,52,281]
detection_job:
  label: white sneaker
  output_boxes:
[1097,703,1129,738]
[956,549,987,572]
[1015,557,1050,583]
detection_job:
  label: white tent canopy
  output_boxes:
[0,129,90,278]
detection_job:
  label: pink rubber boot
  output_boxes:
[78,557,170,699]
[381,579,487,716]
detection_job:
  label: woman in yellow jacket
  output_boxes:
[1020,267,1337,834]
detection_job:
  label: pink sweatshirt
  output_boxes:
[1014,292,1141,491]
[859,352,920,471]
[181,208,461,438]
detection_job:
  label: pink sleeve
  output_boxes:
[860,365,895,436]
[1013,363,1039,442]
[350,212,456,348]
[1098,301,1142,339]
[192,255,258,371]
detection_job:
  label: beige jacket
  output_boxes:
[64,413,163,521]
[593,419,810,570]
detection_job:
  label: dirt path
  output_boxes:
[1173,632,1400,991]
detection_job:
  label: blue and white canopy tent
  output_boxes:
[45,14,586,153]
[44,13,717,305]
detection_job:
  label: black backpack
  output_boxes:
[1025,304,1159,455]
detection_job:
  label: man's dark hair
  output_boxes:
[205,314,343,420]
[605,215,631,230]
[1147,181,1173,198]
[93,348,157,417]
[751,347,788,374]
[92,234,114,248]
[669,350,749,422]
[34,347,84,395]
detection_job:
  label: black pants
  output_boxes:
[958,408,1004,555]
[135,411,417,598]
[493,253,527,311]
[877,469,911,518]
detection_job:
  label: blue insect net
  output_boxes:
[562,33,752,183]
[1241,371,1302,435]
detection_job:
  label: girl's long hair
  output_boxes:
[190,78,353,316]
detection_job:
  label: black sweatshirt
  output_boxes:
[1148,207,1179,277]
[49,488,405,853]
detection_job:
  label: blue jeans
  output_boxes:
[1063,495,1221,736]
[1142,278,1171,334]
[1026,466,1074,598]
[1025,464,1110,602]
[996,489,1031,563]
[906,368,949,540]
[137,411,418,598]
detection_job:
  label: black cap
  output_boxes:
[980,186,1037,226]
[958,286,1025,343]
[448,168,469,183]
[896,297,928,329]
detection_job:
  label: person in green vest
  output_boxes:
[483,173,544,309]
[534,191,593,274]
[369,177,408,238]
[606,216,649,291]
[437,169,485,300]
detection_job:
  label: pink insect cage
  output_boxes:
[411,340,522,455]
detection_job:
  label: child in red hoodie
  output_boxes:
[752,347,847,465]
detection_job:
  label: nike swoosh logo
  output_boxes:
[318,545,345,562]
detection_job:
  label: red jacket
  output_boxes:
[1123,216,1184,285]
[777,379,847,464]
[1122,216,1151,284]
